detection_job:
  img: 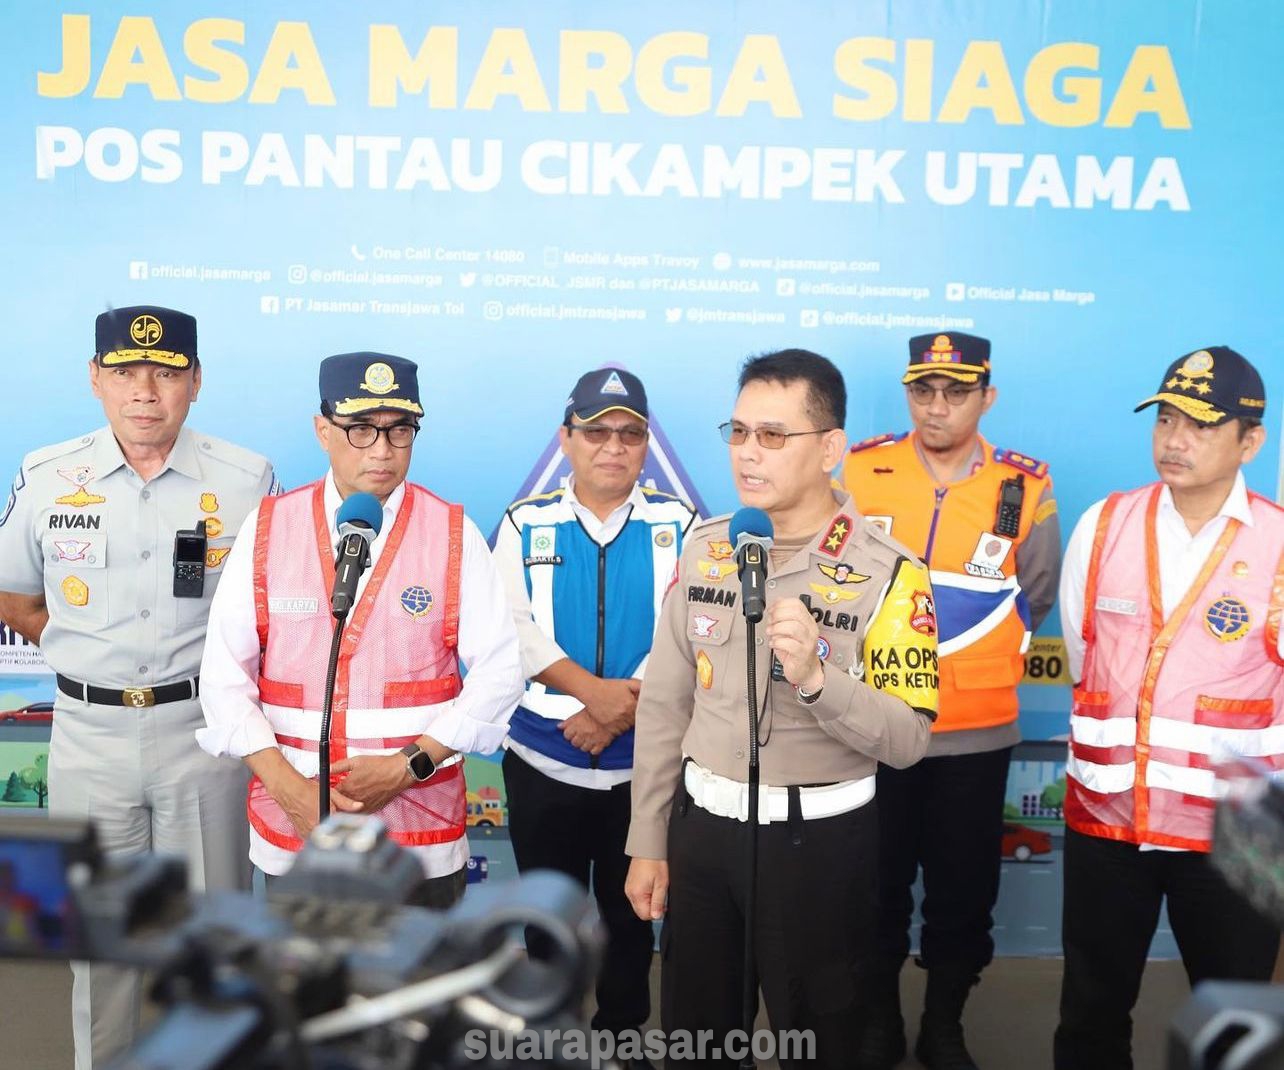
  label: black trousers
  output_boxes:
[1054,827,1279,1070]
[874,745,1013,975]
[502,749,653,1035]
[660,796,879,1070]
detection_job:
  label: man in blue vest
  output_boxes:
[493,368,698,1061]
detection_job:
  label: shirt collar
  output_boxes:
[1157,470,1253,529]
[323,471,405,542]
[910,432,988,483]
[164,428,203,480]
[91,425,201,480]
[563,475,644,521]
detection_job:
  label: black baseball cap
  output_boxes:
[564,368,648,424]
[1134,346,1266,425]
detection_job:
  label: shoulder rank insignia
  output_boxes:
[848,432,906,454]
[994,448,1048,479]
[818,514,854,557]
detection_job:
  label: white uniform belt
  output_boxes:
[683,760,875,824]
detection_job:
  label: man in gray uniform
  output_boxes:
[0,305,277,1068]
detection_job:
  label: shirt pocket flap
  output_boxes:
[687,607,734,646]
[45,531,107,569]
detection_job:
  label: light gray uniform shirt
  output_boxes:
[0,425,277,686]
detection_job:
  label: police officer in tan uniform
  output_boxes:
[626,349,938,1069]
[0,306,277,1069]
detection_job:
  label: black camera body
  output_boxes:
[1167,758,1284,1070]
[0,814,605,1070]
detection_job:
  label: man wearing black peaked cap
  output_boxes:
[199,352,523,907]
[0,305,279,1068]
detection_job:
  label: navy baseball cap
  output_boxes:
[95,306,196,369]
[1134,346,1266,425]
[319,353,423,418]
[903,332,991,385]
[564,368,648,424]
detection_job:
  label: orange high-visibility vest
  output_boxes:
[843,432,1051,732]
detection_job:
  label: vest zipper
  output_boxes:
[592,544,607,769]
[923,486,948,564]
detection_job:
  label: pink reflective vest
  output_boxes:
[247,481,467,853]
[1067,483,1284,851]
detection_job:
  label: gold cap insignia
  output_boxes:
[360,362,397,395]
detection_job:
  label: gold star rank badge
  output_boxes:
[819,515,854,557]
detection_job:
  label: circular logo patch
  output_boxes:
[1204,597,1250,642]
[129,314,163,347]
[361,361,397,395]
[815,636,831,661]
[654,529,674,547]
[400,585,434,618]
[1180,350,1215,378]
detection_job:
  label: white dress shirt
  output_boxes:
[492,477,650,790]
[1060,473,1283,680]
[198,472,524,876]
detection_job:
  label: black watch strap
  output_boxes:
[400,743,436,782]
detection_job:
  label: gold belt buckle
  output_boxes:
[122,687,155,708]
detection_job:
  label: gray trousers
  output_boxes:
[47,693,250,1070]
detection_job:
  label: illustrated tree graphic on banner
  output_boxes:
[19,754,47,808]
[2,770,34,803]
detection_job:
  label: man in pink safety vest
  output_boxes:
[198,352,523,906]
[1055,346,1283,1069]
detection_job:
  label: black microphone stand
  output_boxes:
[319,535,369,820]
[741,614,762,1069]
[317,612,348,821]
[739,540,767,1068]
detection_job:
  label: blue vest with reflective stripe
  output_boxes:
[506,487,693,769]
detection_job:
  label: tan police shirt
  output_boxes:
[627,493,939,860]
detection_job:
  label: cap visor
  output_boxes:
[99,349,192,368]
[902,365,984,385]
[571,404,647,423]
[1133,393,1228,424]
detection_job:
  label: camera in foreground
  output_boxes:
[0,812,606,1070]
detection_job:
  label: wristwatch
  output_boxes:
[796,683,824,705]
[796,662,825,705]
[400,743,436,783]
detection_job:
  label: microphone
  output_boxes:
[331,492,383,618]
[728,507,774,624]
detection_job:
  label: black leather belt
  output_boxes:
[56,674,199,709]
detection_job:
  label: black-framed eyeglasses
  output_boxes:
[718,421,834,450]
[325,416,420,449]
[906,382,985,407]
[565,423,649,447]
